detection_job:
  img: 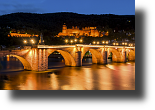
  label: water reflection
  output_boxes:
[0,57,135,90]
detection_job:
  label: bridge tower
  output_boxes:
[38,33,45,45]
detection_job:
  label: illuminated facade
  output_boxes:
[57,24,105,37]
[8,33,39,37]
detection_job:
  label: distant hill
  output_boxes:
[0,12,135,46]
[0,12,135,33]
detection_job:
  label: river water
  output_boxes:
[0,57,135,90]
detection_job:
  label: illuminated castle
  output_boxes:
[8,30,39,37]
[8,33,39,37]
[57,23,106,37]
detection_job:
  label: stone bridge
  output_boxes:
[0,44,135,71]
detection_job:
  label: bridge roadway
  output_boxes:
[0,44,135,71]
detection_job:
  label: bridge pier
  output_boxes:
[29,48,48,71]
[121,50,126,63]
[38,48,48,71]
[102,51,107,64]
[75,51,82,66]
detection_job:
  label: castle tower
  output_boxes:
[62,23,67,33]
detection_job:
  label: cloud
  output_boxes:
[0,0,46,15]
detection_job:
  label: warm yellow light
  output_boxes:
[122,42,124,45]
[80,39,83,43]
[65,39,68,43]
[93,41,96,44]
[106,41,108,44]
[113,43,115,45]
[74,39,77,42]
[24,40,27,43]
[102,41,105,44]
[125,43,127,45]
[116,43,118,45]
[70,40,73,43]
[97,41,99,44]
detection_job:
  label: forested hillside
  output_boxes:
[0,12,135,46]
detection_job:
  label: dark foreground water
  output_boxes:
[0,57,135,90]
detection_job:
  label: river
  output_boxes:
[0,56,135,90]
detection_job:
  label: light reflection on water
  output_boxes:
[0,57,135,90]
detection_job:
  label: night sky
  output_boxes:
[0,0,135,15]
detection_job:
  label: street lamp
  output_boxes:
[31,39,35,45]
[79,39,83,43]
[74,39,77,44]
[70,40,73,45]
[65,39,68,44]
[106,41,108,44]
[24,40,27,46]
[24,40,27,43]
[93,41,96,44]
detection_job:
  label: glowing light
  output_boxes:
[116,43,118,45]
[122,42,124,45]
[102,41,105,44]
[106,41,108,44]
[65,39,68,43]
[93,41,96,44]
[97,41,99,44]
[80,39,83,43]
[74,39,77,42]
[24,40,27,43]
[125,43,127,45]
[31,39,35,44]
[113,43,115,45]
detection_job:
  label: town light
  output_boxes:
[74,39,77,44]
[93,41,96,44]
[122,42,124,45]
[79,39,83,43]
[65,39,68,44]
[70,40,73,45]
[106,41,108,44]
[102,41,105,44]
[24,40,27,44]
[31,39,35,45]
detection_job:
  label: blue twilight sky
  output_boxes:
[0,0,135,15]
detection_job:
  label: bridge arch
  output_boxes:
[48,49,76,66]
[128,49,135,61]
[0,54,32,70]
[108,48,121,62]
[82,48,103,64]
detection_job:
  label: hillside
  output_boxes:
[0,12,135,46]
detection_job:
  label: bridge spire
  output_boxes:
[38,33,45,45]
